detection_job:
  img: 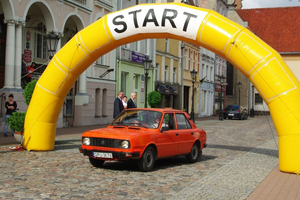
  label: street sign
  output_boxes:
[24,49,32,63]
[26,42,30,49]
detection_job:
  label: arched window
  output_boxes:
[102,89,107,117]
[95,88,101,117]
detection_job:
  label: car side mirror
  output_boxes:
[160,126,170,133]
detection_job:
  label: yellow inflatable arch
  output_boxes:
[23,3,300,173]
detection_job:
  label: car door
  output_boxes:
[156,113,179,157]
[175,113,195,154]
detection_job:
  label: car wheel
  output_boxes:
[138,146,155,172]
[223,115,226,119]
[186,143,200,163]
[89,157,105,167]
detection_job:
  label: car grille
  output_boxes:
[90,138,121,148]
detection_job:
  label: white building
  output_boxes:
[0,0,117,131]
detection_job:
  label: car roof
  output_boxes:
[125,108,186,113]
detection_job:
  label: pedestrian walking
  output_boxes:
[4,94,17,137]
[127,92,137,108]
[113,91,124,119]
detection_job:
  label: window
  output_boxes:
[97,53,109,66]
[121,72,127,95]
[102,89,107,116]
[188,50,191,70]
[34,23,47,59]
[155,63,159,81]
[176,113,192,129]
[165,39,169,52]
[95,88,101,117]
[162,113,175,130]
[173,68,176,83]
[226,62,234,96]
[184,49,188,69]
[210,67,214,82]
[255,93,263,104]
[164,66,168,82]
[64,88,73,116]
[144,39,149,55]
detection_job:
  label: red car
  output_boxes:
[79,108,207,171]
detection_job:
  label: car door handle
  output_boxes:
[175,133,179,136]
[191,132,194,135]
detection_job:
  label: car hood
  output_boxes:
[81,126,150,140]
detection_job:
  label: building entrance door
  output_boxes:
[183,86,190,113]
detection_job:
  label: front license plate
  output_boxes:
[93,152,113,158]
[228,114,234,116]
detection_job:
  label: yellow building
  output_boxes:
[155,38,181,109]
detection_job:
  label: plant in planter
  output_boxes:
[8,80,37,143]
[147,91,161,108]
[24,79,37,105]
[7,112,26,143]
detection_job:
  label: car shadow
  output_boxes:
[207,144,278,158]
[97,155,218,172]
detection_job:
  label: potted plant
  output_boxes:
[8,80,37,143]
[7,112,26,143]
[147,91,161,108]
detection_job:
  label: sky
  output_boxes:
[242,0,300,9]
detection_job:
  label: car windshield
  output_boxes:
[225,105,240,111]
[111,110,162,129]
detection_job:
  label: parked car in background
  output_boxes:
[223,105,248,120]
[79,108,207,171]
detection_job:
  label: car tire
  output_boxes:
[89,157,105,167]
[138,146,155,172]
[186,143,201,163]
[223,115,226,119]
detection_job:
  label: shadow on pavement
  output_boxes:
[53,139,81,151]
[207,144,278,158]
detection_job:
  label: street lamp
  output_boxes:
[237,81,242,105]
[190,69,197,122]
[46,31,60,60]
[180,42,185,110]
[219,76,224,121]
[250,84,255,117]
[143,57,152,108]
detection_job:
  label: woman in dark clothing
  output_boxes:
[4,94,17,137]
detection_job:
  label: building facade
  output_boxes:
[0,0,117,131]
[115,0,156,108]
[236,6,300,115]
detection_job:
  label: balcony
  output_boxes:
[68,0,87,6]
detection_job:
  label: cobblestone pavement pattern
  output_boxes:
[0,116,278,199]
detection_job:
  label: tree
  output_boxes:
[147,91,161,108]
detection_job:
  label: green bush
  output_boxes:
[24,80,37,105]
[147,91,161,108]
[8,112,26,133]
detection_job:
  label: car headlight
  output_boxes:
[121,140,130,149]
[82,137,90,145]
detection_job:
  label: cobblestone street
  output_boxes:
[0,116,279,199]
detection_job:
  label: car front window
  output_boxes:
[112,110,162,129]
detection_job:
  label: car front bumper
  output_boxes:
[79,148,140,160]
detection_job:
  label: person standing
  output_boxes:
[113,91,124,119]
[4,94,17,137]
[122,96,128,109]
[25,62,36,84]
[127,92,137,109]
